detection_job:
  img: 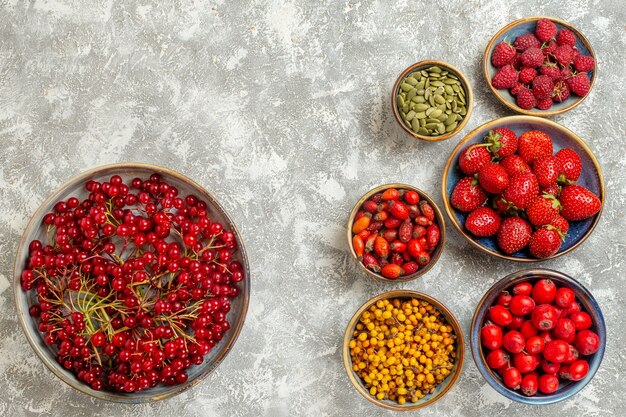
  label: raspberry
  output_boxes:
[492,41,517,67]
[567,73,591,97]
[574,55,595,72]
[537,97,553,110]
[492,64,519,89]
[552,80,571,102]
[514,33,541,51]
[542,41,557,57]
[556,28,577,46]
[560,66,573,80]
[520,47,544,67]
[535,18,557,42]
[539,62,561,80]
[532,75,555,100]
[517,87,537,109]
[519,67,538,84]
[511,52,523,70]
[554,45,575,66]
[510,82,523,96]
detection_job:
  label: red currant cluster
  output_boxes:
[21,173,244,393]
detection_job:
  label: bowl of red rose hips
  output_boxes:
[348,184,445,282]
[470,268,606,404]
[484,17,596,116]
[13,163,250,402]
[442,115,604,261]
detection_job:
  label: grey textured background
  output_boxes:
[0,1,625,416]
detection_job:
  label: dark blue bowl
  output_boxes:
[470,268,606,405]
[441,115,604,262]
[483,17,596,116]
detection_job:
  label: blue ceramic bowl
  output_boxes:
[441,116,604,262]
[470,269,606,405]
[483,17,596,117]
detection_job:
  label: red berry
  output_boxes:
[509,295,536,316]
[503,330,526,354]
[492,64,519,89]
[532,279,556,304]
[489,305,513,327]
[389,201,409,220]
[525,336,545,355]
[536,98,553,110]
[451,177,488,213]
[531,304,559,330]
[553,318,577,343]
[533,156,562,188]
[575,330,600,355]
[535,18,557,42]
[516,86,537,109]
[559,185,601,221]
[485,128,518,158]
[503,367,522,389]
[487,349,510,369]
[567,360,590,381]
[555,148,582,182]
[381,263,403,279]
[520,320,538,340]
[500,155,530,178]
[569,312,592,331]
[526,195,560,226]
[573,55,595,72]
[503,173,539,209]
[521,372,539,396]
[543,340,569,363]
[465,207,501,237]
[555,287,576,309]
[459,144,492,175]
[539,62,561,80]
[519,66,537,84]
[556,28,577,46]
[514,33,541,51]
[513,351,540,373]
[481,324,504,350]
[491,41,517,67]
[478,163,509,194]
[567,73,591,97]
[554,44,575,66]
[518,130,553,164]
[529,226,563,259]
[552,80,571,103]
[521,47,544,68]
[538,373,559,394]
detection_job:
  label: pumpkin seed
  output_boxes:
[417,127,429,135]
[401,83,413,92]
[434,95,446,105]
[405,110,416,121]
[437,123,446,134]
[424,122,439,129]
[415,103,429,111]
[406,77,418,86]
[430,109,443,118]
[406,88,417,102]
[411,118,420,131]
[416,80,425,90]
[415,111,427,119]
[429,66,442,73]
[397,96,405,107]
[430,80,445,87]
[414,96,426,103]
[445,121,458,132]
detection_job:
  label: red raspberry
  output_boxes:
[516,87,537,110]
[552,80,571,102]
[514,33,541,51]
[492,64,519,89]
[535,18,557,42]
[510,82,523,96]
[521,47,544,67]
[519,67,538,84]
[542,41,557,56]
[492,41,517,67]
[539,62,560,80]
[560,66,573,80]
[537,98,553,110]
[567,73,591,97]
[532,75,555,100]
[574,55,595,72]
[554,45,575,66]
[511,52,523,70]
[556,29,577,46]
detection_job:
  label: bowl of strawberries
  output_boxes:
[442,115,604,261]
[484,17,596,116]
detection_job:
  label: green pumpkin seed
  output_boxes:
[426,118,440,124]
[424,89,431,100]
[444,78,458,85]
[414,103,429,111]
[402,104,409,113]
[430,81,445,87]
[429,66,442,73]
[421,70,429,77]
[436,113,448,122]
[448,74,458,80]
[435,86,445,95]
[406,77,418,86]
[459,107,467,116]
[406,88,417,102]
[405,110,416,121]
[417,127,429,135]
[444,114,457,125]
[424,122,439,129]
[430,109,443,118]
[417,89,425,96]
[428,72,440,78]
[445,121,458,132]
[428,95,435,107]
[414,96,426,103]
[425,107,435,116]
[401,83,412,92]
[444,85,454,95]
[419,118,426,127]
[397,96,405,107]
[441,71,448,76]
[437,123,446,134]
[415,111,427,119]
[416,80,425,90]
[458,94,466,105]
[411,118,420,131]
[434,95,446,105]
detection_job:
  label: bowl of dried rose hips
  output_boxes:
[484,17,596,116]
[470,268,606,404]
[13,163,250,402]
[348,184,445,282]
[442,115,604,261]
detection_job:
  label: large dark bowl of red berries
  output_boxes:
[13,163,250,402]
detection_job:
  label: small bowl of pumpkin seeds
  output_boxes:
[392,61,473,141]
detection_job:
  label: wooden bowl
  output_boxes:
[13,163,250,403]
[343,290,465,410]
[483,17,596,117]
[441,116,604,262]
[392,60,474,141]
[347,184,446,282]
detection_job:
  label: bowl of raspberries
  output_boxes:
[442,116,604,261]
[483,17,596,116]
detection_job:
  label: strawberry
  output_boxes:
[459,144,492,175]
[519,67,538,84]
[552,80,571,102]
[526,194,561,226]
[537,97,553,110]
[515,33,541,51]
[500,155,531,178]
[518,130,553,164]
[492,41,517,67]
[567,73,591,97]
[532,75,554,99]
[451,177,488,213]
[559,185,601,221]
[485,128,518,158]
[554,45,575,66]
[492,194,517,217]
[492,64,519,89]
[521,47,544,67]
[478,163,509,194]
[533,155,561,187]
[573,55,595,72]
[497,217,533,254]
[541,183,561,198]
[539,62,560,80]
[555,148,582,182]
[556,29,577,46]
[542,41,557,57]
[516,87,537,109]
[549,215,570,235]
[535,18,557,42]
[529,226,563,258]
[465,207,501,237]
[503,173,539,209]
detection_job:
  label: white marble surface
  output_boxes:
[0,1,625,416]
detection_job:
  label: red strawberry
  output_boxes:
[537,98,553,110]
[529,226,563,258]
[535,18,557,42]
[550,215,570,235]
[556,29,577,46]
[500,154,531,178]
[552,80,571,103]
[515,33,541,51]
[519,67,538,84]
[574,55,595,72]
[567,73,591,97]
[539,62,560,80]
[516,87,537,109]
[497,217,533,254]
[532,75,554,99]
[526,194,561,226]
[541,183,561,198]
[518,130,553,164]
[492,41,517,67]
[521,47,544,68]
[478,163,510,194]
[555,148,582,182]
[459,144,492,175]
[554,45,575,66]
[492,64,519,89]
[485,128,518,158]
[503,173,539,209]
[543,41,557,56]
[533,155,561,187]
[492,194,517,217]
[559,185,601,221]
[465,207,502,237]
[451,177,488,212]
